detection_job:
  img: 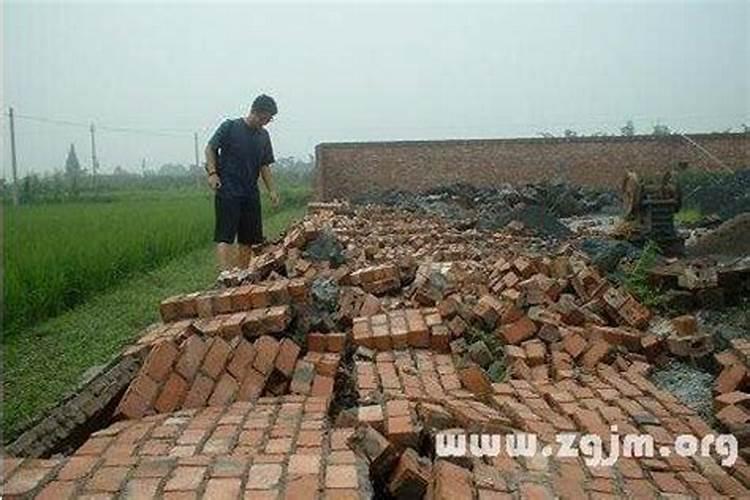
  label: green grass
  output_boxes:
[2,204,306,443]
[620,240,665,309]
[675,207,702,225]
[3,192,215,333]
[3,182,311,334]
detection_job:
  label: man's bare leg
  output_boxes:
[216,243,235,272]
[237,244,254,269]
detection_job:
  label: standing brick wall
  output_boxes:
[314,133,749,200]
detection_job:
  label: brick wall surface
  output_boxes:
[314,133,750,200]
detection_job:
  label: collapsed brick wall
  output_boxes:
[314,133,750,200]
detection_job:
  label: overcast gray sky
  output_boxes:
[2,1,748,176]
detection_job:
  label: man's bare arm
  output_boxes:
[205,145,219,174]
[260,164,280,206]
[204,145,221,190]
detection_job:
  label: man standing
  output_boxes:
[205,94,281,271]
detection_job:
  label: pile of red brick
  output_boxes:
[4,202,750,499]
[714,339,750,442]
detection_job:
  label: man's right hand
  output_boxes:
[207,172,221,191]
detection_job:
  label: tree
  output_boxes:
[621,120,635,136]
[652,124,671,136]
[65,143,82,196]
[158,163,189,176]
[564,129,578,138]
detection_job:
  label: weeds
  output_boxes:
[675,207,703,225]
[620,240,665,308]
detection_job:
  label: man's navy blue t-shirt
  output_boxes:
[208,118,275,199]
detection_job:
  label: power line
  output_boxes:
[2,111,200,138]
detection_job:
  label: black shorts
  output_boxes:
[214,195,263,245]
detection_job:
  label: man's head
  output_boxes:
[247,94,278,128]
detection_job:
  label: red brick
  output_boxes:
[499,316,537,344]
[430,324,451,353]
[432,460,473,499]
[715,364,747,394]
[290,360,316,395]
[176,335,209,381]
[618,296,651,329]
[372,324,392,351]
[671,314,697,336]
[238,367,267,400]
[387,415,418,448]
[474,295,500,328]
[389,448,431,498]
[160,295,184,322]
[85,466,129,493]
[143,340,180,382]
[288,454,321,476]
[225,339,256,380]
[2,466,53,496]
[458,364,493,395]
[265,305,293,333]
[311,375,334,397]
[275,338,302,378]
[326,333,347,353]
[202,478,242,500]
[715,391,750,411]
[57,456,99,480]
[36,480,78,500]
[640,334,663,359]
[581,339,612,369]
[358,405,385,431]
[201,337,232,380]
[154,372,189,413]
[165,466,206,491]
[123,478,161,499]
[716,404,750,427]
[246,463,282,489]
[523,340,547,366]
[183,373,216,408]
[651,472,690,494]
[318,354,340,377]
[405,310,429,346]
[325,465,358,489]
[308,332,327,352]
[519,482,554,499]
[252,335,281,375]
[208,373,239,406]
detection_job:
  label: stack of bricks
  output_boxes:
[451,251,660,380]
[336,286,383,325]
[191,305,292,340]
[289,351,342,400]
[307,200,351,214]
[352,308,450,353]
[159,279,307,322]
[116,333,302,419]
[348,263,402,295]
[355,399,421,449]
[123,320,196,357]
[714,338,750,453]
[355,349,463,402]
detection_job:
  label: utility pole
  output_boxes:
[194,132,201,187]
[9,107,19,206]
[90,123,99,189]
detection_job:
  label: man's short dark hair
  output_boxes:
[251,94,278,115]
